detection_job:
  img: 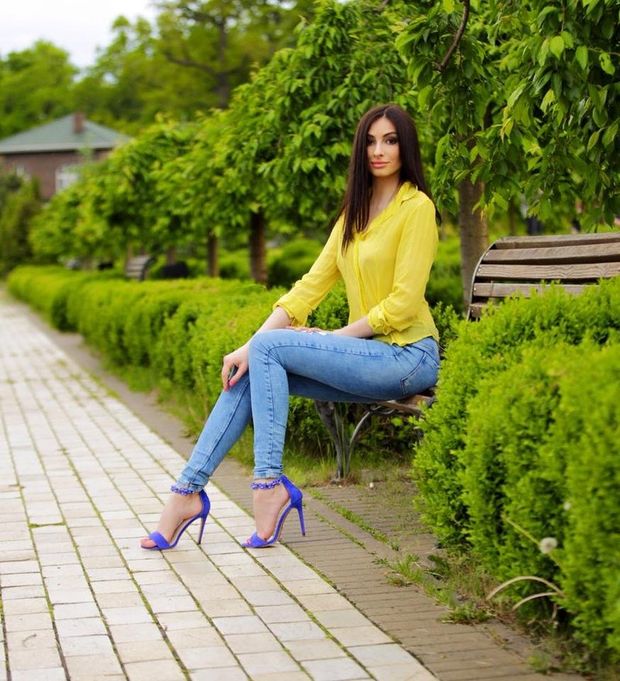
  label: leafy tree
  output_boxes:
[152,111,228,275]
[73,17,173,134]
[29,163,110,263]
[73,1,314,132]
[395,0,619,305]
[394,0,516,307]
[0,172,40,274]
[155,0,315,108]
[0,41,76,137]
[489,0,619,228]
[94,118,199,258]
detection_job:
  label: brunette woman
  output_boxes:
[141,103,440,550]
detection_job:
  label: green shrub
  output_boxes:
[7,266,116,330]
[0,175,40,276]
[414,278,620,547]
[550,344,620,659]
[460,343,577,580]
[451,340,619,661]
[459,341,620,661]
[219,249,250,280]
[268,238,324,288]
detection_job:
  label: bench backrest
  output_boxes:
[125,254,154,281]
[467,231,620,319]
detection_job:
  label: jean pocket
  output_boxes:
[400,354,438,397]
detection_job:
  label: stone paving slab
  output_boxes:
[0,296,436,680]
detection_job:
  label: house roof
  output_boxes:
[0,114,129,154]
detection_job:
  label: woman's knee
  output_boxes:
[249,328,290,359]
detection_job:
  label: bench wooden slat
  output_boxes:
[476,261,620,281]
[492,232,620,248]
[483,243,620,264]
[472,282,589,298]
[125,255,154,281]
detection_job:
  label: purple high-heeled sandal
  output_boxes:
[242,475,306,549]
[143,489,210,551]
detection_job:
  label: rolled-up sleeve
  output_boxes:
[366,199,437,335]
[274,222,342,325]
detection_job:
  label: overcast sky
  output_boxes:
[0,0,158,68]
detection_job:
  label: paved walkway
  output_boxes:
[0,297,436,681]
[0,293,583,681]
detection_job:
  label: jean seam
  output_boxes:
[400,354,437,397]
[262,345,278,476]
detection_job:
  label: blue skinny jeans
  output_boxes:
[174,330,439,491]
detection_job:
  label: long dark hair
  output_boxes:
[340,103,436,251]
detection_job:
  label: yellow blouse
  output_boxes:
[274,181,439,346]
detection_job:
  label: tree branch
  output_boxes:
[436,0,470,72]
[162,49,217,76]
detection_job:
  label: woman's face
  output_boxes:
[367,116,401,179]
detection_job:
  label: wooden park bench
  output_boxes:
[316,230,620,480]
[124,254,154,281]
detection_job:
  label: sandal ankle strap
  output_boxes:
[250,477,283,490]
[170,483,195,496]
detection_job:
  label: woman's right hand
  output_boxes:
[221,344,249,391]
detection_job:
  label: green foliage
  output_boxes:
[0,41,76,138]
[461,344,577,581]
[490,0,620,226]
[0,173,40,275]
[426,235,463,312]
[394,0,513,214]
[411,279,620,663]
[96,118,200,253]
[29,162,116,263]
[395,0,618,226]
[414,278,620,548]
[551,345,620,658]
[268,238,323,288]
[218,249,251,280]
[6,266,115,329]
[458,341,620,661]
[74,2,314,132]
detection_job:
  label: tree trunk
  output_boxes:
[207,233,219,277]
[165,245,177,265]
[458,178,489,310]
[215,19,230,108]
[249,210,267,284]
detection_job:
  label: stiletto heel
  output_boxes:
[242,475,306,549]
[297,505,306,537]
[143,489,210,551]
[197,515,207,545]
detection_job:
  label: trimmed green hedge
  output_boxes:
[415,278,620,547]
[6,266,352,459]
[460,341,620,659]
[413,278,620,661]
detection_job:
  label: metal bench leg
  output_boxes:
[345,410,374,477]
[315,401,348,480]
